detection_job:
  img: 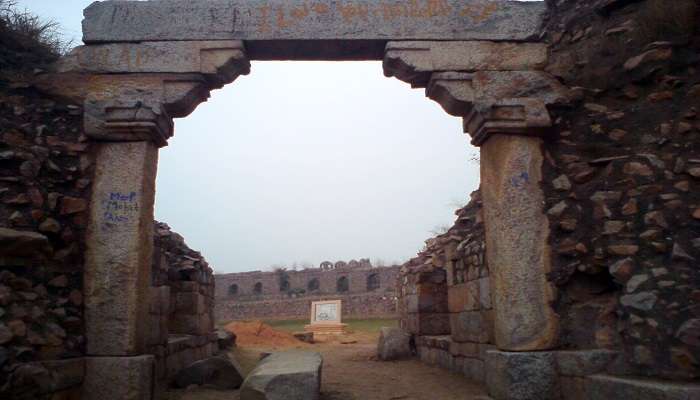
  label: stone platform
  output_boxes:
[303,323,348,335]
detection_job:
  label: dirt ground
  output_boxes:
[168,324,487,400]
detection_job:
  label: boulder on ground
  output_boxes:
[172,356,244,390]
[240,351,322,400]
[377,327,412,361]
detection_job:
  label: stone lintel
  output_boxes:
[384,41,548,87]
[85,142,158,356]
[82,0,547,59]
[56,40,250,86]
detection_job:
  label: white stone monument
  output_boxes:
[304,300,347,334]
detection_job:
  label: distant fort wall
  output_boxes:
[214,261,400,321]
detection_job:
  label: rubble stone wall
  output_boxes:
[397,0,700,385]
[150,222,218,392]
[214,264,400,321]
[543,0,700,380]
[397,191,492,382]
[0,87,92,399]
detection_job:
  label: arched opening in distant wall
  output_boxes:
[367,273,380,291]
[308,278,320,292]
[253,282,263,295]
[337,276,349,293]
[228,284,238,296]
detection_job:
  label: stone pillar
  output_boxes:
[83,141,158,400]
[480,134,558,351]
[85,141,158,356]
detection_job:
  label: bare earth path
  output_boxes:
[169,331,487,400]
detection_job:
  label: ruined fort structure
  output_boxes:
[215,261,400,321]
[0,0,698,399]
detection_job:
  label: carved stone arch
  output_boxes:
[348,259,360,268]
[320,261,333,270]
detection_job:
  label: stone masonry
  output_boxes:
[215,262,400,321]
[1,0,698,399]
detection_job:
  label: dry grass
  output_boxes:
[0,0,71,75]
[636,0,698,43]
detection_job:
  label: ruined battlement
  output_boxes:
[214,262,400,320]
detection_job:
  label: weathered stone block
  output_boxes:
[450,311,490,343]
[584,375,700,400]
[463,357,486,382]
[175,292,206,315]
[149,286,170,315]
[85,142,158,356]
[485,350,559,400]
[556,350,621,377]
[57,41,249,79]
[384,41,548,85]
[448,282,480,313]
[560,377,585,400]
[478,277,492,309]
[0,228,50,257]
[377,327,412,361]
[449,341,479,358]
[170,314,208,336]
[83,356,154,400]
[416,313,451,335]
[240,351,322,400]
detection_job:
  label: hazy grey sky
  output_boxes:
[18,0,501,272]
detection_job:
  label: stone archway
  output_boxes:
[36,1,572,399]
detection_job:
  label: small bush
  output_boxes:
[636,0,698,43]
[0,0,71,72]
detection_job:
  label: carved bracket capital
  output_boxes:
[426,71,570,146]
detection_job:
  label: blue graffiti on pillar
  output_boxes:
[510,172,530,189]
[102,191,140,224]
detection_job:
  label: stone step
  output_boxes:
[584,374,700,400]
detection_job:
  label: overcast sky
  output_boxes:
[17,0,503,272]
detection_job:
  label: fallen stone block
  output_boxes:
[172,356,244,390]
[377,327,412,361]
[241,351,322,400]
